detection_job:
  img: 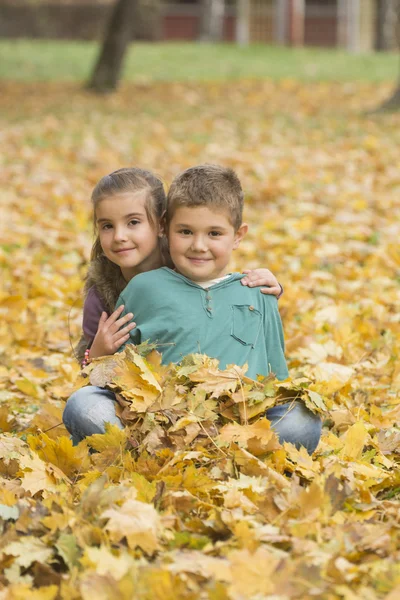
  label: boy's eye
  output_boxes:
[209,231,222,237]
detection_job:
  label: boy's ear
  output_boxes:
[233,223,248,249]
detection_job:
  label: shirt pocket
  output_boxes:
[231,304,262,347]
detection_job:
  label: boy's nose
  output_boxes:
[190,235,207,252]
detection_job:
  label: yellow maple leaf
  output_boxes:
[101,498,161,554]
[112,352,162,412]
[27,433,90,477]
[218,419,280,455]
[130,472,157,503]
[312,361,354,394]
[87,355,122,388]
[232,447,290,491]
[81,546,135,580]
[85,423,128,452]
[284,443,321,479]
[228,547,280,597]
[15,378,44,400]
[0,434,29,464]
[3,536,53,568]
[1,585,59,600]
[125,345,162,390]
[341,422,370,460]
[188,359,248,397]
[18,450,68,496]
[166,550,231,581]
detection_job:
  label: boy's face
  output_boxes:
[167,205,247,282]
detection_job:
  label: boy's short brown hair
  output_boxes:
[167,164,244,231]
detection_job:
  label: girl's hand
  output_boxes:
[241,269,283,298]
[89,305,136,358]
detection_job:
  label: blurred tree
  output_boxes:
[199,0,225,42]
[377,0,400,110]
[376,0,397,50]
[88,0,136,92]
[378,63,400,110]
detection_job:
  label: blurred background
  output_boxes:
[0,0,398,50]
[0,0,399,94]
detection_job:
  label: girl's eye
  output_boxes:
[101,223,112,230]
[180,229,192,235]
[129,219,140,226]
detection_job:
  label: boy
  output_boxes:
[115,165,321,452]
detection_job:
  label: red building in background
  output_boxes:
[0,0,380,51]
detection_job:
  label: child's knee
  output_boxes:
[63,386,123,440]
[63,387,91,430]
[63,387,98,427]
[267,401,322,454]
[291,402,322,453]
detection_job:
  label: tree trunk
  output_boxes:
[376,0,397,50]
[376,80,400,111]
[88,0,136,93]
[199,0,225,42]
[376,2,400,111]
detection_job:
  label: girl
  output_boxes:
[65,167,284,444]
[75,167,283,366]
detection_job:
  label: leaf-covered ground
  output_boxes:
[1,80,400,599]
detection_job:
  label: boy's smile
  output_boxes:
[167,206,247,282]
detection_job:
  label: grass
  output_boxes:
[0,40,398,83]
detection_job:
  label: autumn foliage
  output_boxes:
[1,80,400,599]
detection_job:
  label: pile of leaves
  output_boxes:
[1,79,400,598]
[1,345,400,599]
[83,345,326,453]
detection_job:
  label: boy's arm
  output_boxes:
[263,297,289,380]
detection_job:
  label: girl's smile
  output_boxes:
[114,247,135,254]
[96,191,162,281]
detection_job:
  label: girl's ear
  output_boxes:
[233,223,248,249]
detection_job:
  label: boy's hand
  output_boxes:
[89,305,136,359]
[241,269,283,298]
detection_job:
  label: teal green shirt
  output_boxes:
[116,268,288,380]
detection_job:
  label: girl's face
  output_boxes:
[96,190,162,281]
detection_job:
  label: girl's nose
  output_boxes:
[114,226,128,242]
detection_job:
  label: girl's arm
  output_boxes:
[79,286,135,362]
[89,305,136,359]
[241,268,283,298]
[75,287,105,363]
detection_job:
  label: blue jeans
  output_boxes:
[63,386,322,454]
